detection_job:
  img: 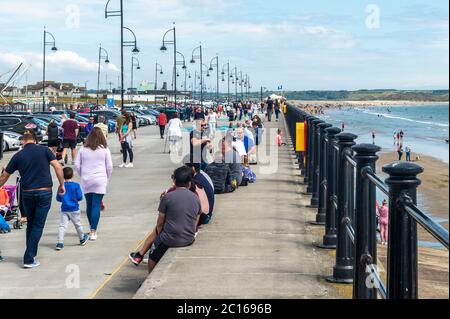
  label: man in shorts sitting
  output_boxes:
[128,166,202,273]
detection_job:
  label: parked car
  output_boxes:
[2,131,22,152]
[0,115,45,140]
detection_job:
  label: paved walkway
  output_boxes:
[0,125,177,299]
[0,114,341,299]
[134,114,340,299]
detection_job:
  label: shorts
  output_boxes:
[47,139,59,147]
[149,236,170,263]
[63,139,77,149]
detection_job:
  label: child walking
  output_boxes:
[56,167,89,250]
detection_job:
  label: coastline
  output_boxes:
[291,100,449,108]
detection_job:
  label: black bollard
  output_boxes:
[311,122,332,225]
[352,143,381,299]
[304,115,314,186]
[309,119,324,208]
[316,127,341,248]
[327,132,357,284]
[305,116,316,191]
[383,162,423,299]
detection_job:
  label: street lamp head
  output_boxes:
[51,46,58,52]
[182,64,187,69]
[105,58,110,64]
[132,47,140,54]
[160,45,167,52]
[190,58,196,64]
[209,66,213,71]
[160,71,163,75]
[221,71,225,75]
[137,66,141,70]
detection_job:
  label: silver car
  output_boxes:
[2,131,22,152]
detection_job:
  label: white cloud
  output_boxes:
[0,50,119,73]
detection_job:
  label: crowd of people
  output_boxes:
[127,97,284,273]
[0,96,282,270]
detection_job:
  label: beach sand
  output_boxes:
[377,152,449,299]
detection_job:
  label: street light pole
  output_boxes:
[42,26,57,112]
[190,45,204,108]
[105,0,140,110]
[160,23,177,106]
[131,56,140,103]
[97,44,110,106]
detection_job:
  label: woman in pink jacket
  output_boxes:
[75,127,113,241]
[377,199,389,245]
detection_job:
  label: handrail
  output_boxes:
[400,195,449,249]
[344,151,357,168]
[364,167,390,198]
[284,102,449,299]
[366,264,387,299]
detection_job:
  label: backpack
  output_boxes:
[242,166,256,183]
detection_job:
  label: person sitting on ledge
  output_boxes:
[183,158,215,226]
[205,152,238,195]
[128,166,202,273]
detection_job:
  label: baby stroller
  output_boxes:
[0,178,23,230]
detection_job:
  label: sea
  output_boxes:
[318,103,449,248]
[319,103,449,163]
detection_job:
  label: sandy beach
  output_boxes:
[377,152,449,299]
[291,100,448,108]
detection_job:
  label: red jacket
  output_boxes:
[158,113,167,126]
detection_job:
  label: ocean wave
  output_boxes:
[362,110,449,128]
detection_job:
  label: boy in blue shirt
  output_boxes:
[56,167,89,250]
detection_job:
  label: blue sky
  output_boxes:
[0,0,448,91]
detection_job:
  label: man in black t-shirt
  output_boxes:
[0,131,65,268]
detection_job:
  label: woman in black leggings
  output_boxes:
[119,114,134,168]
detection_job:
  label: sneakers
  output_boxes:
[23,260,40,269]
[125,163,134,168]
[55,243,64,251]
[128,252,143,266]
[80,234,89,246]
[89,232,97,241]
[119,163,126,168]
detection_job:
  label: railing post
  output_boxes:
[327,132,357,283]
[306,116,316,192]
[303,115,312,185]
[311,122,332,225]
[352,143,381,299]
[309,119,324,208]
[382,162,424,299]
[316,127,341,248]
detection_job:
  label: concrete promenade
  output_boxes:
[134,115,339,299]
[0,114,340,299]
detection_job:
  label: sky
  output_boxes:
[0,0,448,92]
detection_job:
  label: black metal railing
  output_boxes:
[284,102,449,299]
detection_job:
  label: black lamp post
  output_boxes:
[130,56,140,103]
[160,23,177,106]
[209,55,219,102]
[105,0,140,110]
[221,61,230,104]
[260,86,267,102]
[190,45,203,107]
[230,66,238,102]
[96,44,110,106]
[42,26,58,112]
